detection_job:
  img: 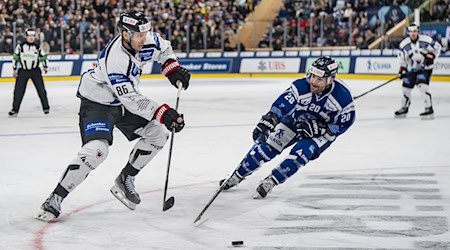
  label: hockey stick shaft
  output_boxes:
[193,140,261,223]
[354,76,399,100]
[163,81,183,211]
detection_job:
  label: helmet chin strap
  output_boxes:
[122,30,136,53]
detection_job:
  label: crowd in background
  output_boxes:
[0,0,448,54]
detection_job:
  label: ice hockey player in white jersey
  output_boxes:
[220,56,355,199]
[396,23,442,119]
[36,11,190,222]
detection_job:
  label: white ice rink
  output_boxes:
[1,77,449,250]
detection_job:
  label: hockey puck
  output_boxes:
[232,241,244,246]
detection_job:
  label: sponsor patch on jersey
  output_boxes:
[84,121,110,136]
[108,73,130,85]
[140,49,154,62]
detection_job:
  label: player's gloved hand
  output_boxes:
[252,112,279,142]
[296,119,328,138]
[154,104,185,132]
[398,67,407,79]
[161,59,190,90]
[424,53,435,66]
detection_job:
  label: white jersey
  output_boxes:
[397,34,441,71]
[78,32,177,121]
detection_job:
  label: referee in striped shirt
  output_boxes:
[9,29,50,117]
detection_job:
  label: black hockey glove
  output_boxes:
[154,104,185,132]
[398,67,407,79]
[161,59,190,90]
[252,112,280,142]
[296,119,328,138]
[423,53,435,66]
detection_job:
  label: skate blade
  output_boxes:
[395,114,407,118]
[35,210,56,222]
[420,114,434,120]
[252,191,265,199]
[110,185,137,210]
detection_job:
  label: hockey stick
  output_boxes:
[162,81,183,211]
[193,139,262,224]
[354,76,399,100]
[354,66,425,100]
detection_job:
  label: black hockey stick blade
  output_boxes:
[163,196,175,211]
[193,139,262,224]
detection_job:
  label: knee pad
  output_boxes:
[417,83,429,93]
[237,143,279,177]
[129,137,166,170]
[272,142,315,184]
[59,140,109,192]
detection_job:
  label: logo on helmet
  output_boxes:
[122,16,138,26]
[310,66,325,77]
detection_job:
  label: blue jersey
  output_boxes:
[269,77,355,139]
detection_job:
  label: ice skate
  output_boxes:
[44,109,50,115]
[8,110,18,118]
[36,193,63,222]
[110,172,140,210]
[394,107,409,118]
[253,176,277,199]
[420,107,434,120]
[219,172,243,190]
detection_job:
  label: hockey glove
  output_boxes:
[161,59,190,90]
[296,119,328,138]
[154,104,185,132]
[424,53,435,66]
[398,67,407,79]
[252,112,280,142]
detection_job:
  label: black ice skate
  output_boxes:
[253,176,277,199]
[36,193,63,222]
[219,172,244,190]
[394,107,409,118]
[44,109,50,115]
[420,107,434,120]
[110,172,140,210]
[8,110,18,118]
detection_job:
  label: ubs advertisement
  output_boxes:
[240,58,301,73]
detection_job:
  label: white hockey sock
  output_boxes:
[59,140,109,193]
[401,87,412,108]
[128,138,165,170]
[417,83,432,108]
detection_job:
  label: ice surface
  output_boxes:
[1,77,449,250]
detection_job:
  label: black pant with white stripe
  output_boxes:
[12,68,49,113]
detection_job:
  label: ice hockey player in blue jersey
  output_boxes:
[36,11,190,222]
[220,56,355,199]
[395,23,441,119]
